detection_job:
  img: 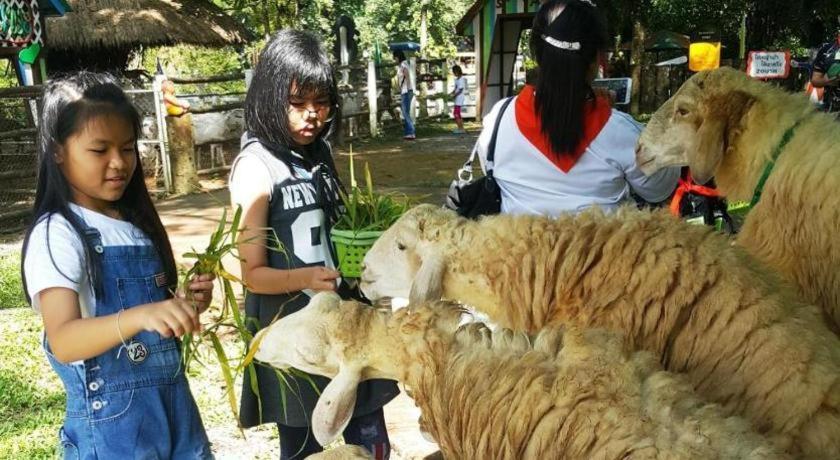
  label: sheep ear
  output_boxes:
[311,365,361,446]
[691,90,755,184]
[409,251,446,303]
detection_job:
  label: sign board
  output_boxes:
[689,42,721,72]
[746,51,791,79]
[592,78,633,105]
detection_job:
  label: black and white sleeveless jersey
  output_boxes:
[232,136,339,277]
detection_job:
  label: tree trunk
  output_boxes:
[166,114,201,195]
[630,20,645,116]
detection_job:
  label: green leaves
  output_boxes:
[334,162,409,233]
[179,204,265,427]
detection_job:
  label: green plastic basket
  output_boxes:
[330,229,383,278]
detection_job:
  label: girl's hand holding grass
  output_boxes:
[305,266,340,291]
[130,298,200,338]
[182,273,215,313]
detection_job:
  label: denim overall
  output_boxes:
[45,224,212,459]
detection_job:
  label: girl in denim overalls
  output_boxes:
[21,72,215,459]
[230,30,399,459]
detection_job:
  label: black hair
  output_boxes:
[245,29,340,150]
[529,0,608,156]
[393,50,406,63]
[21,71,177,304]
[452,65,463,76]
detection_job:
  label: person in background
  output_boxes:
[811,16,840,113]
[450,65,467,134]
[21,71,215,458]
[475,0,678,216]
[230,29,398,460]
[393,50,416,140]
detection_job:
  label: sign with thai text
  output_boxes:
[747,51,791,79]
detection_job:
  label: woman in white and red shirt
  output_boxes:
[477,0,678,216]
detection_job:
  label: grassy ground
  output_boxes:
[0,251,26,309]
[0,307,64,459]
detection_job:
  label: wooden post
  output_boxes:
[367,59,379,137]
[152,76,172,192]
[165,113,201,195]
[630,20,646,116]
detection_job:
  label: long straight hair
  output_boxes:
[529,0,608,156]
[245,29,341,151]
[21,72,177,303]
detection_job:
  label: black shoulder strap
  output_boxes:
[486,96,515,174]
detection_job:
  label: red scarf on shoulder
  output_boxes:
[514,84,612,173]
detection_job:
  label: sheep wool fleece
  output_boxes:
[45,222,212,459]
[232,135,399,428]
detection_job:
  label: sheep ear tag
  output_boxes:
[312,365,361,445]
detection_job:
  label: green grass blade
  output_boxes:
[247,363,262,425]
[209,332,240,426]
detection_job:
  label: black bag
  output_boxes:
[445,97,514,218]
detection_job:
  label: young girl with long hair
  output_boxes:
[21,72,215,458]
[230,29,398,459]
[476,0,678,215]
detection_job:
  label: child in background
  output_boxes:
[451,65,467,134]
[230,29,399,459]
[21,72,215,458]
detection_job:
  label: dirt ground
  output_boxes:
[155,121,480,459]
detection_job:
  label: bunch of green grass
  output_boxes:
[334,162,409,233]
[179,205,251,427]
[180,205,317,429]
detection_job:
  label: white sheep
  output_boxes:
[304,444,373,459]
[255,292,786,459]
[635,67,840,335]
[359,204,840,458]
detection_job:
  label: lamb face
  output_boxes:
[636,68,756,184]
[253,291,343,378]
[360,205,434,301]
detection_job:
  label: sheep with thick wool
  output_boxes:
[304,445,373,459]
[636,67,840,335]
[255,292,786,459]
[359,204,840,458]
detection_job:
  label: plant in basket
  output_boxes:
[331,161,410,278]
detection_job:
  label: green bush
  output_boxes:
[0,251,26,309]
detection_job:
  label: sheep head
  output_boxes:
[253,291,465,446]
[636,67,756,184]
[361,204,458,304]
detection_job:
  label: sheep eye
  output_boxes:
[396,242,406,251]
[676,107,690,117]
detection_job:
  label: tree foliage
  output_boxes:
[136,0,840,79]
[603,0,840,58]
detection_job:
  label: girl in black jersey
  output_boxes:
[229,29,398,459]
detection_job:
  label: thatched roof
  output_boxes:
[46,0,252,51]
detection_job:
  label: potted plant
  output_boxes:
[331,161,409,278]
